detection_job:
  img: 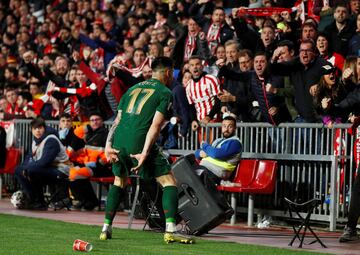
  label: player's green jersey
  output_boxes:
[112,78,172,153]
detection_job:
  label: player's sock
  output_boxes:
[104,185,123,225]
[162,185,178,232]
[102,223,111,232]
[166,222,177,233]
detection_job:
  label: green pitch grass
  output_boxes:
[0,214,325,255]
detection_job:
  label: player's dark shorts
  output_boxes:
[112,147,171,179]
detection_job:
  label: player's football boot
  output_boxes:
[164,231,195,244]
[99,229,112,240]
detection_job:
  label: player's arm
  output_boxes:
[130,111,166,172]
[105,110,122,162]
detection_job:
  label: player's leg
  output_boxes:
[100,161,128,240]
[156,172,194,244]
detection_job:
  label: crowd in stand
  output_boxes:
[0,0,360,241]
[0,0,358,132]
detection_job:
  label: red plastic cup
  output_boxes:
[73,239,93,252]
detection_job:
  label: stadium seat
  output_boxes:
[245,160,278,194]
[217,159,258,225]
[217,159,277,226]
[0,147,22,199]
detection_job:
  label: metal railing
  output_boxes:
[9,120,357,231]
[169,122,356,231]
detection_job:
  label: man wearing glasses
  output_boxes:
[68,112,112,210]
[270,39,329,124]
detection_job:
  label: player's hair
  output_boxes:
[59,113,72,120]
[151,57,174,72]
[30,117,46,129]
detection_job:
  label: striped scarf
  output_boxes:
[107,55,152,80]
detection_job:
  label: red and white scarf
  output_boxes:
[184,35,197,62]
[207,23,222,55]
[90,48,105,73]
[107,55,152,79]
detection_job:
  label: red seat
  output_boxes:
[217,159,278,226]
[244,160,277,194]
[0,147,22,174]
[217,159,258,192]
[89,176,115,183]
[0,147,22,198]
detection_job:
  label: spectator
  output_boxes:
[219,51,289,125]
[335,56,360,114]
[314,64,348,127]
[185,55,223,131]
[79,30,117,71]
[266,40,298,121]
[50,67,101,121]
[69,112,110,179]
[300,22,318,42]
[58,113,85,161]
[0,125,5,168]
[270,39,329,123]
[189,1,234,55]
[1,87,24,120]
[324,2,356,57]
[195,114,242,183]
[68,112,111,210]
[14,117,71,210]
[348,13,360,56]
[169,14,209,69]
[0,95,7,113]
[349,0,360,24]
[316,32,345,72]
[239,49,254,72]
[218,40,253,122]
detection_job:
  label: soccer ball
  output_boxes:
[10,190,26,209]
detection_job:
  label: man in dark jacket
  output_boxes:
[217,40,253,122]
[270,39,329,123]
[68,112,112,210]
[218,52,289,125]
[15,117,71,210]
[323,2,356,57]
[189,0,234,56]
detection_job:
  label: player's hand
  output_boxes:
[105,147,119,163]
[130,152,148,174]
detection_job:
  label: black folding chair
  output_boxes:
[284,197,327,248]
